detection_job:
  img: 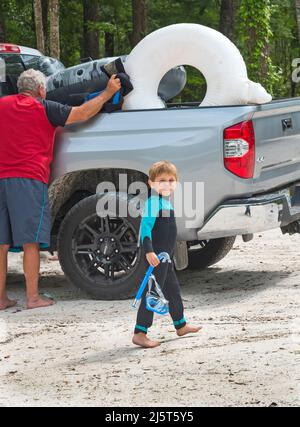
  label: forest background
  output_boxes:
[1,0,300,102]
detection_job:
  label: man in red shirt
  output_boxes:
[0,69,121,310]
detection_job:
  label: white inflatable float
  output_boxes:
[123,23,272,110]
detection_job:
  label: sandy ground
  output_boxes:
[0,229,299,407]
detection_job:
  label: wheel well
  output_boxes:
[51,190,93,236]
[49,168,148,249]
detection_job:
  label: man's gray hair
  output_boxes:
[17,69,46,95]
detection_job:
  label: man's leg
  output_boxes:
[0,179,15,310]
[0,244,17,310]
[4,178,53,310]
[23,243,54,309]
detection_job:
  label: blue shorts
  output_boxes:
[0,178,51,252]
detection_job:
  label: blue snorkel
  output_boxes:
[132,252,171,315]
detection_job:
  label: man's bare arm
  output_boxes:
[66,75,121,125]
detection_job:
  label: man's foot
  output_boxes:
[132,333,160,348]
[26,297,54,310]
[0,298,17,310]
[176,324,202,337]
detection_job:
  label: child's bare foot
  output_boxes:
[26,297,54,310]
[132,333,160,348]
[48,254,59,261]
[0,298,17,310]
[176,324,202,337]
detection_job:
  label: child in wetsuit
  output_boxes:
[132,161,202,348]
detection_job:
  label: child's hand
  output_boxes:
[146,252,160,267]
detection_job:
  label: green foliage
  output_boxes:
[173,66,207,103]
[2,0,35,47]
[60,0,84,66]
[236,0,284,96]
[269,0,300,97]
[100,0,132,56]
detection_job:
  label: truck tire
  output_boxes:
[187,237,236,270]
[57,192,147,300]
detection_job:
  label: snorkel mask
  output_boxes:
[132,252,171,315]
[146,274,169,315]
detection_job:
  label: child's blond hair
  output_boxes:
[149,161,178,182]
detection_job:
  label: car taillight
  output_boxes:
[224,120,255,179]
[0,44,21,53]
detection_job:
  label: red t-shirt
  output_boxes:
[0,94,71,184]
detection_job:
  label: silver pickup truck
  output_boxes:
[49,97,300,299]
[2,44,300,300]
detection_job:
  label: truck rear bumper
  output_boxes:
[197,186,300,239]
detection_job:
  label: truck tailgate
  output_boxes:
[252,98,300,190]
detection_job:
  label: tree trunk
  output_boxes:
[33,0,45,53]
[0,17,5,43]
[49,0,60,59]
[83,0,100,60]
[219,0,237,41]
[0,0,6,42]
[131,0,147,48]
[105,32,114,57]
[42,0,49,55]
[0,19,4,43]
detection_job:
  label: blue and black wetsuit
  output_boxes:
[134,189,187,334]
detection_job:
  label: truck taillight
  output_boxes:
[0,44,21,53]
[224,120,255,179]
